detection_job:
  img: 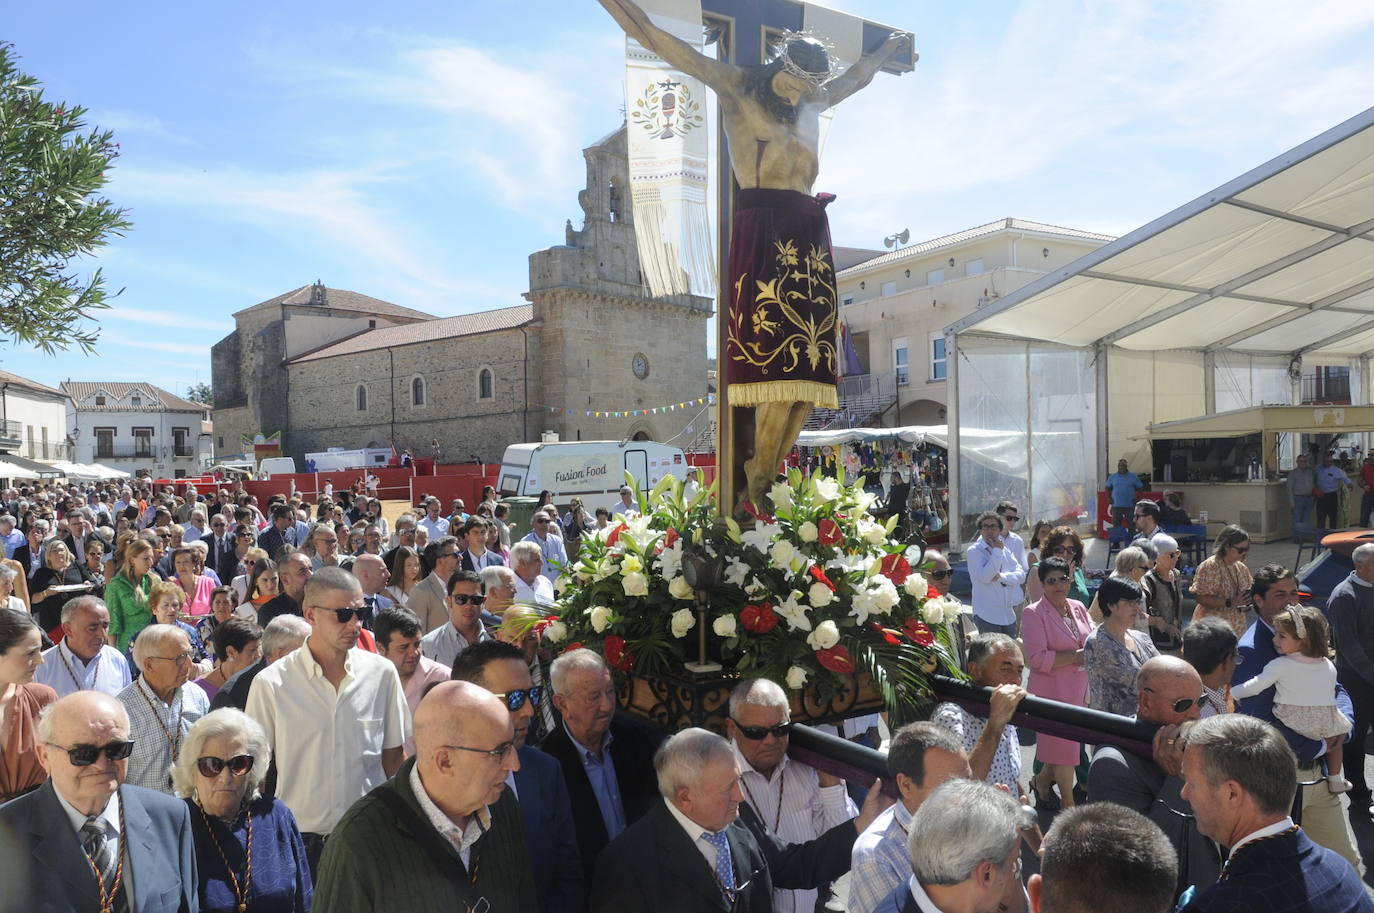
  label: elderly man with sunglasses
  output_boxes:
[726,677,858,913]
[245,566,409,877]
[452,639,585,913]
[0,690,198,913]
[1086,655,1221,903]
[420,568,495,667]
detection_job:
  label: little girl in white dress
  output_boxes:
[1232,604,1352,792]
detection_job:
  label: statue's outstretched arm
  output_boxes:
[597,0,738,91]
[825,32,913,106]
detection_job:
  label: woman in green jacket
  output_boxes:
[106,536,155,652]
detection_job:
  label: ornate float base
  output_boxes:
[620,669,884,735]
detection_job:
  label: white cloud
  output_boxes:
[93,109,196,146]
[103,306,232,333]
[96,330,210,357]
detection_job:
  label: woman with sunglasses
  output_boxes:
[173,708,313,913]
[0,607,55,803]
[1142,534,1184,652]
[1044,526,1092,606]
[1022,520,1055,603]
[1087,546,1152,626]
[1021,555,1094,810]
[1190,525,1252,636]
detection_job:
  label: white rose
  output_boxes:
[904,573,929,598]
[942,595,968,624]
[544,620,568,644]
[858,519,887,545]
[670,608,696,638]
[786,665,810,689]
[813,477,841,503]
[869,578,899,614]
[622,572,649,597]
[769,481,795,511]
[713,614,737,637]
[589,606,612,633]
[770,539,796,568]
[668,575,695,600]
[921,598,945,625]
[797,521,819,543]
[808,581,835,607]
[807,619,840,650]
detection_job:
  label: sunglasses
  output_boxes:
[449,593,486,606]
[731,719,793,740]
[197,754,255,778]
[46,740,135,766]
[1142,687,1204,714]
[928,569,954,581]
[494,686,543,712]
[315,606,365,624]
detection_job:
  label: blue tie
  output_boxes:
[701,829,735,900]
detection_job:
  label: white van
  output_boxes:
[258,457,297,477]
[304,448,392,472]
[497,441,689,512]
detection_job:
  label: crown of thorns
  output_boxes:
[769,30,840,86]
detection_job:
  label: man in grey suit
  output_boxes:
[0,691,198,913]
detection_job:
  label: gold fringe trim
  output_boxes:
[727,380,839,409]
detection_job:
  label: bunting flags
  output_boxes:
[522,394,716,419]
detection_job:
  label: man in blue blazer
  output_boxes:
[449,639,585,913]
[0,691,198,913]
[1180,714,1372,912]
[1233,565,1363,873]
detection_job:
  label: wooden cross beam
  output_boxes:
[699,0,915,513]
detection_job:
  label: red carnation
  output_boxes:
[903,619,936,647]
[740,603,779,633]
[808,565,837,591]
[604,635,635,671]
[818,518,843,546]
[605,522,628,547]
[815,645,854,674]
[880,554,911,585]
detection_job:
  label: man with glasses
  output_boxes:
[246,566,409,876]
[727,677,857,913]
[967,510,1026,636]
[1233,564,1364,869]
[0,691,197,912]
[309,522,343,570]
[202,513,236,581]
[1132,499,1173,553]
[258,503,299,561]
[420,569,493,667]
[521,509,568,582]
[512,540,556,606]
[409,536,462,634]
[117,623,210,792]
[1086,656,1221,902]
[541,648,664,884]
[452,639,585,913]
[312,680,537,913]
[417,496,450,542]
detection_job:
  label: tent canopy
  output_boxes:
[0,454,61,478]
[0,459,41,480]
[946,104,1374,358]
[1140,404,1374,440]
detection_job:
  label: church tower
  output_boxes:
[526,126,712,444]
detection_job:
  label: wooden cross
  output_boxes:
[697,0,915,512]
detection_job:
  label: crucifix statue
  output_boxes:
[598,0,913,516]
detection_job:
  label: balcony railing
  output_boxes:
[0,419,21,448]
[94,446,156,460]
[16,441,72,461]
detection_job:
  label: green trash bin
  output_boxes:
[503,496,541,541]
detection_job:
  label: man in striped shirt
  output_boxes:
[728,678,858,913]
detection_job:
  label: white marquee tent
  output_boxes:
[942,103,1374,543]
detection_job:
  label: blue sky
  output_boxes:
[5,0,1374,397]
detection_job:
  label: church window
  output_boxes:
[478,368,494,400]
[411,376,427,407]
[356,384,368,412]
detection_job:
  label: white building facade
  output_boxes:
[0,369,70,464]
[62,382,213,480]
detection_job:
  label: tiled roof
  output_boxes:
[289,304,535,363]
[838,218,1117,276]
[60,382,208,413]
[0,368,64,398]
[233,284,437,321]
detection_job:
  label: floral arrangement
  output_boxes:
[536,469,967,722]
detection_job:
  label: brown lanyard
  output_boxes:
[85,797,127,913]
[197,803,254,913]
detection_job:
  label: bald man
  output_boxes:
[312,681,538,913]
[0,691,197,913]
[1087,656,1221,902]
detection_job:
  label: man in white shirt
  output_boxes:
[848,723,972,913]
[871,778,1025,913]
[0,513,23,558]
[34,596,133,698]
[615,485,640,518]
[511,540,556,605]
[419,569,493,667]
[246,566,409,874]
[521,510,567,581]
[966,510,1026,636]
[727,678,857,913]
[417,497,450,542]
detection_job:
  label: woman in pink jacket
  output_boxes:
[1020,555,1093,809]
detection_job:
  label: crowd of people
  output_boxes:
[1,475,1374,912]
